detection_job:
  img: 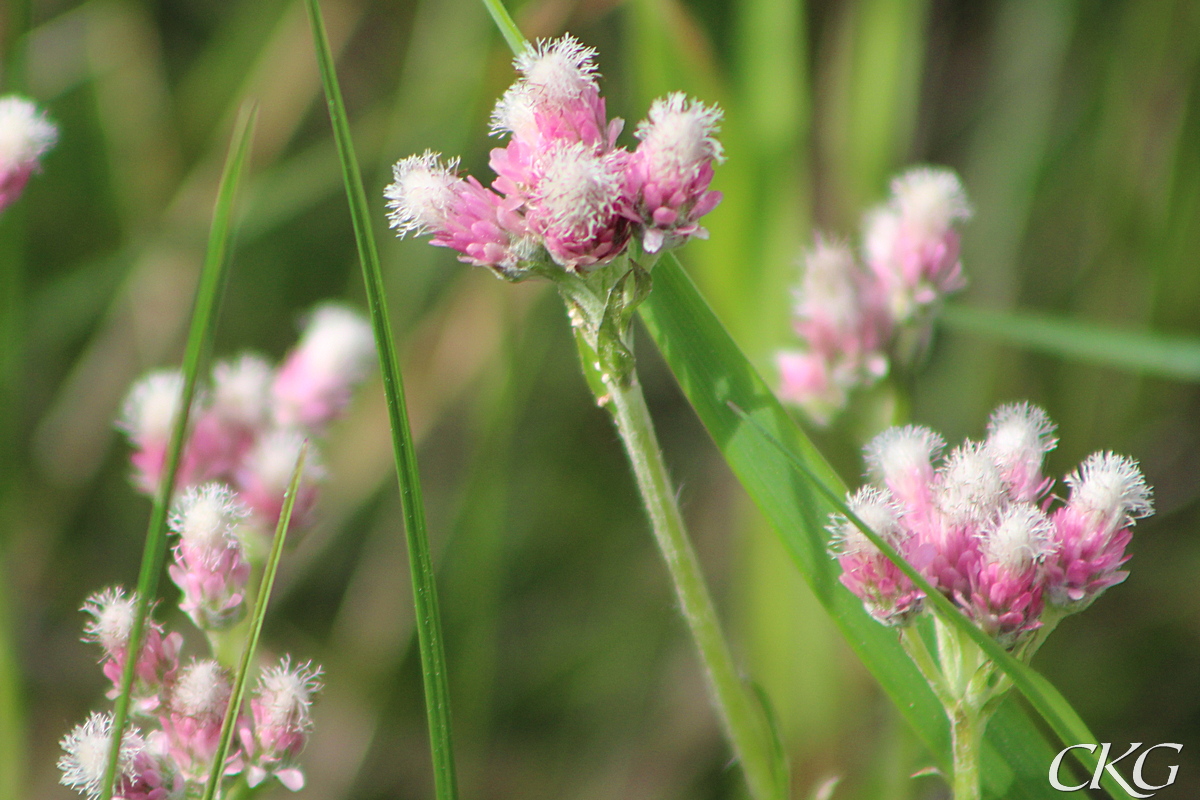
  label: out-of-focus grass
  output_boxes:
[8,1,1200,798]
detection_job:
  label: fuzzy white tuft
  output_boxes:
[0,96,57,169]
[169,483,247,550]
[936,441,1006,523]
[890,167,972,238]
[296,304,376,385]
[796,237,862,328]
[515,35,598,101]
[829,486,906,556]
[257,657,323,730]
[533,141,623,237]
[81,586,137,652]
[117,370,184,442]
[982,503,1055,571]
[384,151,462,237]
[172,659,231,720]
[58,712,141,799]
[1066,451,1153,527]
[635,92,724,172]
[985,402,1057,469]
[244,429,322,493]
[865,425,945,485]
[212,354,273,426]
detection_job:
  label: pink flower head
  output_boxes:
[235,429,322,530]
[82,587,182,714]
[624,93,724,253]
[966,503,1054,645]
[864,424,944,521]
[0,96,56,212]
[59,712,183,800]
[243,658,323,792]
[161,659,234,782]
[117,371,186,494]
[984,402,1057,502]
[272,305,374,430]
[386,152,536,278]
[490,35,617,154]
[863,167,971,324]
[775,239,890,422]
[524,141,630,270]
[167,483,251,630]
[829,487,924,626]
[1044,452,1153,610]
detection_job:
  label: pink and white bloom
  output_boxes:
[984,402,1057,502]
[272,304,375,430]
[59,712,183,800]
[82,588,182,713]
[829,487,924,626]
[863,167,971,324]
[624,92,724,253]
[235,429,321,530]
[1045,452,1153,610]
[161,659,234,782]
[167,484,251,630]
[966,503,1053,644]
[242,658,323,791]
[0,96,56,212]
[117,371,187,494]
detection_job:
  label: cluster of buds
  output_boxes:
[60,612,322,797]
[385,35,724,279]
[831,402,1154,647]
[0,95,57,213]
[777,168,971,424]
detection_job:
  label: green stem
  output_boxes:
[603,370,785,800]
[950,706,982,800]
[901,626,953,709]
[479,0,526,54]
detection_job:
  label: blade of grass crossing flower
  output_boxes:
[726,401,1134,800]
[941,304,1200,382]
[303,3,458,799]
[479,0,526,55]
[99,103,258,800]
[201,443,309,800]
[639,254,1066,799]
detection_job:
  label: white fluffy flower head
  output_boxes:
[385,151,461,237]
[533,141,623,237]
[81,587,137,652]
[169,483,248,550]
[0,96,56,170]
[983,503,1055,572]
[212,354,273,426]
[257,657,323,730]
[173,659,232,720]
[244,429,322,493]
[797,237,862,329]
[937,441,1006,524]
[866,425,945,486]
[830,486,906,556]
[1066,451,1153,528]
[296,304,375,384]
[516,35,598,100]
[890,167,972,239]
[635,92,724,174]
[986,402,1057,469]
[117,370,184,442]
[58,712,142,799]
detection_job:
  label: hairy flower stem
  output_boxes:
[951,706,982,800]
[555,256,786,800]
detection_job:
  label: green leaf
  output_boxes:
[941,303,1200,382]
[100,102,258,800]
[304,3,459,799]
[201,442,309,800]
[638,254,1070,800]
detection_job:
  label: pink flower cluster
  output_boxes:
[60,612,321,798]
[777,168,971,424]
[0,95,57,213]
[830,403,1154,646]
[385,36,724,277]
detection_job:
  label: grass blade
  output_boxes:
[479,0,526,55]
[942,303,1200,382]
[99,102,258,800]
[201,443,309,800]
[303,3,459,799]
[639,254,1066,799]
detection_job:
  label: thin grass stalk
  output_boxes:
[200,443,310,800]
[726,401,1135,800]
[98,103,258,800]
[479,0,526,53]
[303,3,458,799]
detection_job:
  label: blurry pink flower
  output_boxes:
[167,484,251,630]
[0,96,56,212]
[272,305,374,430]
[235,429,321,530]
[59,712,184,800]
[161,659,234,783]
[242,658,323,792]
[82,588,182,714]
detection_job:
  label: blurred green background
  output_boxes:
[3,0,1200,798]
